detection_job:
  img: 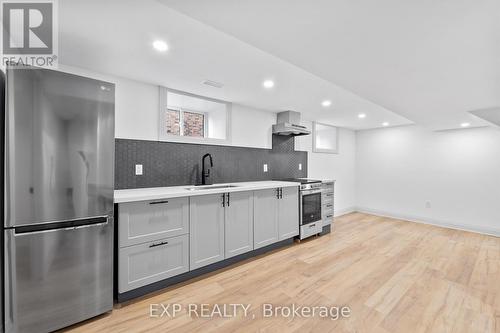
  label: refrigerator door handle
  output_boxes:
[72,221,109,230]
[14,216,110,235]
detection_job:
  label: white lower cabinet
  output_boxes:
[254,187,299,248]
[278,186,299,240]
[253,188,279,249]
[224,191,254,258]
[322,184,334,226]
[190,193,225,270]
[118,186,299,295]
[118,234,189,293]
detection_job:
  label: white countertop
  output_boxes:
[114,181,301,203]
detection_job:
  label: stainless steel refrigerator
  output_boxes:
[2,65,115,333]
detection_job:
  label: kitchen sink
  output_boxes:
[185,185,239,191]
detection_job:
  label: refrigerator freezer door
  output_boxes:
[5,67,115,227]
[4,218,113,333]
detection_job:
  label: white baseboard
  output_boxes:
[334,206,356,218]
[355,206,500,238]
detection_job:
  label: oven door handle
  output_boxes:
[301,189,323,195]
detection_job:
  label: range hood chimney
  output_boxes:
[272,111,310,136]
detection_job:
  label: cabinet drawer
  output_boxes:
[300,222,322,239]
[323,205,334,218]
[119,197,189,247]
[118,234,189,293]
[322,209,333,218]
[322,194,333,204]
[322,190,334,196]
[323,201,334,210]
[323,216,333,227]
[321,193,333,203]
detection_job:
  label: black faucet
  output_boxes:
[201,153,213,185]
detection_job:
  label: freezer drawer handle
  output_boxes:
[149,241,169,248]
[149,200,169,205]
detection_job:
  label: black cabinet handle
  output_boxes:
[149,200,169,205]
[326,204,333,208]
[226,193,230,206]
[326,214,333,218]
[276,188,280,199]
[222,193,226,207]
[149,241,169,248]
[279,188,282,199]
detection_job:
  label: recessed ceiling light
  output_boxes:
[382,122,389,127]
[152,40,168,52]
[321,100,332,107]
[461,122,470,128]
[262,80,275,89]
[358,113,366,119]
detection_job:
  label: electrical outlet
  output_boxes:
[299,163,302,171]
[425,201,431,209]
[263,164,268,173]
[135,164,143,176]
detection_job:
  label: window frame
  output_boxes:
[159,87,232,145]
[312,121,339,154]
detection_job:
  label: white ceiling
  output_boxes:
[159,0,500,131]
[58,0,412,130]
[59,0,500,131]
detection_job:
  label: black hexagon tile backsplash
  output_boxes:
[115,136,307,189]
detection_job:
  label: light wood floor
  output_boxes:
[65,213,500,333]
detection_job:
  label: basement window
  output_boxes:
[166,109,206,138]
[313,122,339,154]
[159,87,231,144]
[166,109,181,135]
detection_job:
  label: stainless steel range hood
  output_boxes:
[272,111,311,136]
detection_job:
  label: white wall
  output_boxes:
[296,121,357,216]
[115,79,159,140]
[59,64,160,141]
[231,104,275,149]
[356,125,500,236]
[60,65,277,147]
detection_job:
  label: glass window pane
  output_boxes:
[313,122,338,153]
[183,111,204,137]
[166,109,180,135]
[163,89,229,142]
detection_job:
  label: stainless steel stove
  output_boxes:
[280,178,323,239]
[281,178,321,188]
